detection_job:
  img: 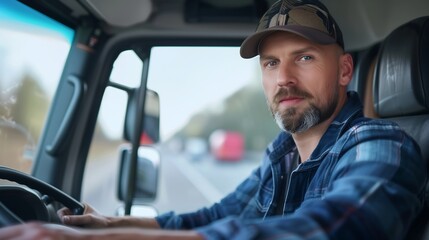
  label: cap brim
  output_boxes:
[240,25,337,59]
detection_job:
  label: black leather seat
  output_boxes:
[372,16,429,239]
[348,43,380,101]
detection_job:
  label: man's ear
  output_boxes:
[339,53,354,86]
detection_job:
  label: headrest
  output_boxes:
[373,16,429,118]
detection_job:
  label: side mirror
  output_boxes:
[124,89,160,144]
[117,145,160,203]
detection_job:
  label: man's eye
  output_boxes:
[266,61,278,67]
[299,56,313,61]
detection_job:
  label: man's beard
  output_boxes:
[269,87,338,134]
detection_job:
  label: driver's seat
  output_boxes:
[371,16,429,239]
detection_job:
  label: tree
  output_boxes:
[178,83,278,151]
[10,73,49,143]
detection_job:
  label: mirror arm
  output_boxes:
[124,49,151,215]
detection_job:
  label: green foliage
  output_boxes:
[10,74,49,142]
[179,84,279,151]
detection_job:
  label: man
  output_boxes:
[0,0,426,239]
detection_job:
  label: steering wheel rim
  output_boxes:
[0,166,84,227]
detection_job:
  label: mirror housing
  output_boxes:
[117,145,160,203]
[124,89,160,144]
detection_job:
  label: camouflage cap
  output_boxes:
[240,0,344,58]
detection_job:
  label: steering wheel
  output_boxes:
[0,166,84,227]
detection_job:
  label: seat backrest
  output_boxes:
[372,16,429,239]
[373,16,429,163]
[348,42,380,103]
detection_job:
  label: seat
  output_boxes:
[371,16,429,239]
[348,42,380,106]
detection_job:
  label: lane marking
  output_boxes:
[169,156,224,203]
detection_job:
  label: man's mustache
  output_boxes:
[273,88,312,103]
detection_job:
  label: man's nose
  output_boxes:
[276,64,297,87]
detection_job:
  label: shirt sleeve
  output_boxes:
[195,123,427,240]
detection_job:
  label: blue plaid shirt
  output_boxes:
[156,92,427,240]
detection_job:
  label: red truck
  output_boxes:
[209,130,244,162]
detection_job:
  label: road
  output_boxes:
[82,146,262,216]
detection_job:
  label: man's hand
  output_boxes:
[0,222,205,240]
[57,203,161,229]
[57,203,111,228]
[0,222,84,240]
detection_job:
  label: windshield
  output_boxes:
[0,0,74,174]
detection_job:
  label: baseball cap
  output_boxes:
[240,0,344,59]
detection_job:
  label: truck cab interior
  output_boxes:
[0,0,428,239]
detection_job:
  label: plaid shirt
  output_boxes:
[156,92,427,240]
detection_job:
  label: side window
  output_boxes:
[0,0,74,174]
[80,46,278,216]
